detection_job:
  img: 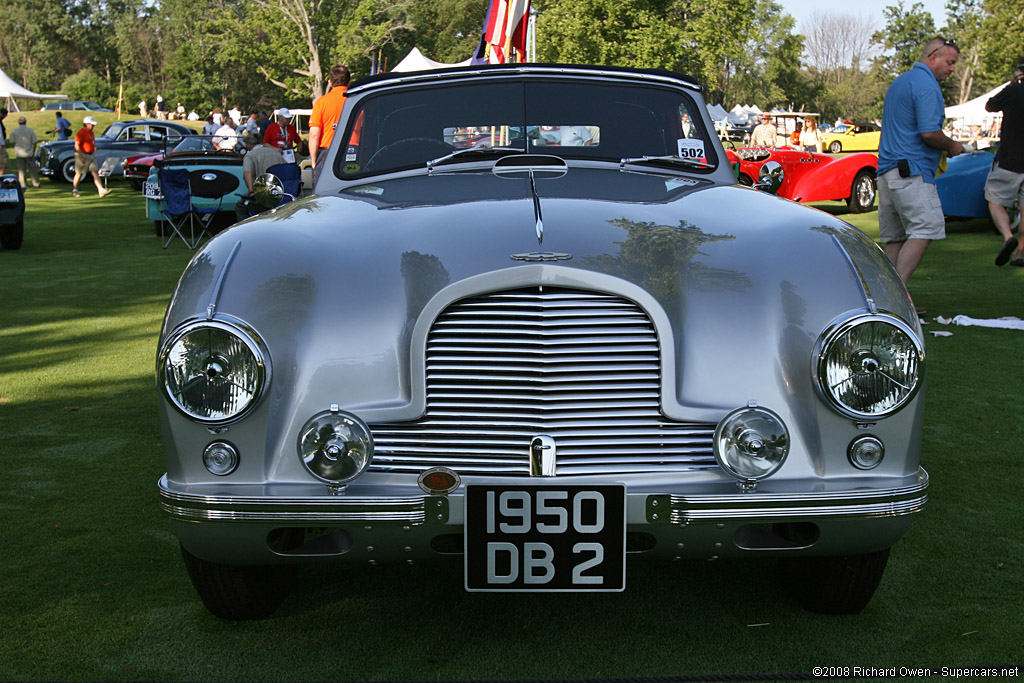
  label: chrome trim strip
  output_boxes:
[206,240,242,320]
[830,234,873,309]
[650,469,929,523]
[159,481,449,524]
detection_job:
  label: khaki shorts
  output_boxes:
[984,162,1024,207]
[75,152,98,175]
[878,169,946,242]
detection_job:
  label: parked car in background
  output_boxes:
[41,100,113,112]
[727,146,878,212]
[36,119,193,183]
[822,122,881,153]
[143,137,246,231]
[124,136,222,191]
[935,145,999,220]
[0,174,25,250]
[157,63,928,621]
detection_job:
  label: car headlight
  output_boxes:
[815,314,924,420]
[298,409,374,486]
[159,320,269,425]
[714,406,789,486]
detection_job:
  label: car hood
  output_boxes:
[163,166,914,423]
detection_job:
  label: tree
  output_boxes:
[802,11,879,83]
[941,0,985,103]
[720,0,806,110]
[980,0,1024,81]
[535,0,685,72]
[871,2,936,80]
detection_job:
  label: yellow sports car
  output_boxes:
[823,122,881,153]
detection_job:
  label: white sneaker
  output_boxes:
[98,188,111,197]
[71,189,80,197]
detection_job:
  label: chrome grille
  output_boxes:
[370,287,717,476]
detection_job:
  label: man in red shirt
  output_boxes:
[309,65,351,169]
[72,116,110,197]
[263,108,302,163]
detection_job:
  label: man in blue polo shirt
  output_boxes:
[877,37,966,287]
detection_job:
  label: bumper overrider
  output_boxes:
[158,469,928,564]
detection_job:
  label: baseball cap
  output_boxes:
[277,107,292,119]
[83,116,98,125]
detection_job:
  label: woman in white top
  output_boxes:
[799,117,822,153]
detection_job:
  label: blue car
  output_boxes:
[936,146,997,219]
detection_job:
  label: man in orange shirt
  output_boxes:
[72,116,110,197]
[309,65,351,170]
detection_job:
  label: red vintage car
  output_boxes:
[122,137,229,190]
[725,146,878,213]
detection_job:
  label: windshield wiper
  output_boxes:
[619,155,715,171]
[427,146,525,172]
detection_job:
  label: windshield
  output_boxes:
[171,137,216,153]
[334,79,716,178]
[99,122,129,140]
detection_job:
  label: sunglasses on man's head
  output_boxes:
[927,38,958,57]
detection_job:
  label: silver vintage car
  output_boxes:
[157,64,928,620]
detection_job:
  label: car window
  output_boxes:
[335,79,716,178]
[150,127,167,141]
[118,126,148,141]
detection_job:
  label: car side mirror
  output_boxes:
[755,160,784,194]
[253,173,294,208]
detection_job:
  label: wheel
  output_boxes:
[60,157,76,183]
[0,220,24,250]
[829,141,843,154]
[784,548,890,614]
[847,170,876,213]
[180,546,297,620]
[154,220,164,237]
[129,178,144,191]
[738,173,753,187]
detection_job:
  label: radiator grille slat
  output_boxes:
[370,287,717,476]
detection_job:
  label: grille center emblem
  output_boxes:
[511,252,573,262]
[530,435,556,477]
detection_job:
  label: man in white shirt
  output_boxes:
[750,113,777,148]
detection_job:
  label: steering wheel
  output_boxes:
[364,138,455,171]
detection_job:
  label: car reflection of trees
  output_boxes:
[583,218,748,313]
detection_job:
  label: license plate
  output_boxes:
[0,188,18,203]
[465,485,626,592]
[142,180,163,199]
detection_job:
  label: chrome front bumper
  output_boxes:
[159,470,928,526]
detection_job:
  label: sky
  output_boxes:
[780,0,950,32]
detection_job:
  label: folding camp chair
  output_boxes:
[159,167,205,249]
[266,163,301,205]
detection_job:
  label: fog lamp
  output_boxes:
[848,435,885,470]
[203,441,239,476]
[298,409,374,485]
[714,406,789,486]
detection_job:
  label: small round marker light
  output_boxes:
[848,435,885,470]
[417,467,461,495]
[203,441,239,476]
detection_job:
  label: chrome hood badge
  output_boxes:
[511,252,573,262]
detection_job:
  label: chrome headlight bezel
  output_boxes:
[814,313,924,420]
[158,318,270,426]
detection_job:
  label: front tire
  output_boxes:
[0,220,24,250]
[60,157,76,183]
[738,173,753,187]
[180,546,296,620]
[785,548,890,614]
[847,170,876,213]
[829,141,843,154]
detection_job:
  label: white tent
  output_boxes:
[0,67,67,112]
[945,81,1008,128]
[392,47,473,73]
[706,103,730,122]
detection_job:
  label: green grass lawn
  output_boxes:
[1,183,1022,680]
